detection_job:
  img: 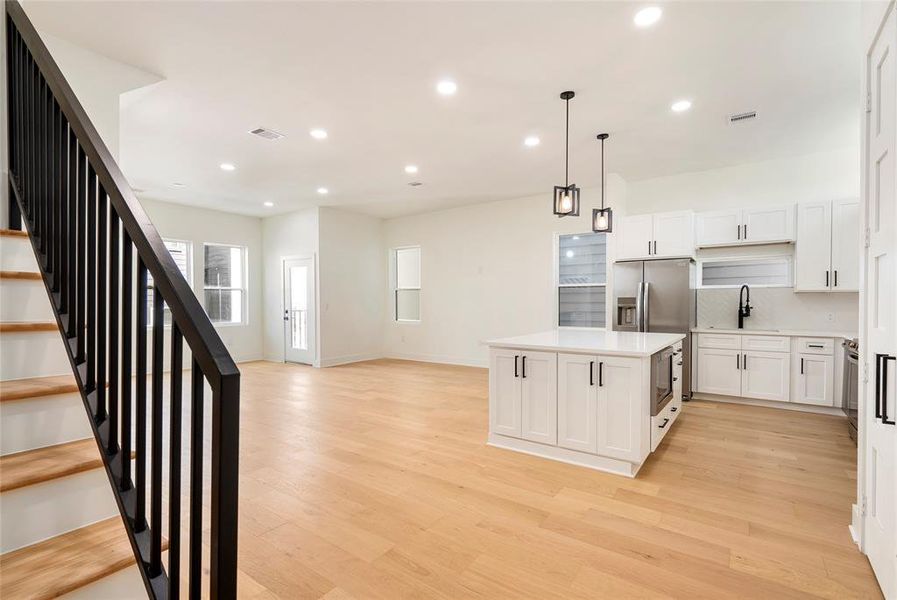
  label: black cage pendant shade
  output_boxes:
[592,133,613,233]
[553,91,580,217]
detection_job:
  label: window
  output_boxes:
[147,239,192,326]
[204,244,247,325]
[558,232,607,328]
[698,256,793,288]
[394,246,420,322]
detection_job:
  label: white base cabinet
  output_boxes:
[696,348,742,396]
[794,353,835,406]
[489,349,557,444]
[741,351,790,402]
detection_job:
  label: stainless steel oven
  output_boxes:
[842,338,859,442]
[652,345,675,416]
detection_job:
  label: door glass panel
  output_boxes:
[290,266,308,350]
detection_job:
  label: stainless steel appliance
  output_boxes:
[614,258,696,398]
[843,338,859,442]
[651,345,676,415]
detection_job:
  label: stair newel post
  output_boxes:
[211,370,240,599]
[149,285,164,577]
[135,258,148,530]
[107,209,119,454]
[120,231,132,490]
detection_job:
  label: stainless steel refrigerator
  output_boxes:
[613,258,696,398]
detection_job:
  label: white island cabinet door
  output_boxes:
[795,202,833,291]
[741,351,790,402]
[696,348,742,396]
[742,204,795,244]
[596,355,642,462]
[557,353,597,453]
[520,351,557,445]
[618,214,654,260]
[795,353,834,406]
[695,209,741,247]
[830,199,860,291]
[489,349,521,438]
[652,211,694,258]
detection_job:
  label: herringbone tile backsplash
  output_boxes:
[696,288,859,333]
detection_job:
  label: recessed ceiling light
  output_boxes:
[309,128,328,140]
[436,80,457,96]
[565,250,575,258]
[404,165,419,174]
[634,6,662,28]
[263,201,274,207]
[524,136,541,147]
[220,163,236,171]
[317,187,329,195]
[671,99,692,113]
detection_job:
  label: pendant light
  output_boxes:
[553,91,580,217]
[592,133,613,233]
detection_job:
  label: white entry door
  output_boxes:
[283,257,316,365]
[864,6,897,597]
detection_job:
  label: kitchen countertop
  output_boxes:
[692,327,856,340]
[484,329,685,357]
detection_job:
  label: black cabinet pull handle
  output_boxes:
[743,354,748,370]
[834,270,838,287]
[514,355,519,378]
[670,406,678,413]
[521,355,527,378]
[599,361,604,387]
[658,418,670,429]
[648,240,652,255]
[737,224,741,240]
[808,344,824,348]
[677,361,683,366]
[589,360,594,386]
[800,358,804,374]
[673,377,678,382]
[736,354,740,370]
[653,240,657,255]
[825,271,829,287]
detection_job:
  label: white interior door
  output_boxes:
[864,6,897,597]
[283,257,316,365]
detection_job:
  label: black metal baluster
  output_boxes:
[135,259,148,530]
[55,104,65,300]
[39,78,47,256]
[189,360,203,600]
[169,325,183,599]
[67,129,77,337]
[120,233,133,489]
[150,286,164,576]
[76,147,86,362]
[96,186,108,422]
[86,166,97,395]
[6,21,21,229]
[108,210,120,454]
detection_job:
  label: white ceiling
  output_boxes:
[25,1,861,219]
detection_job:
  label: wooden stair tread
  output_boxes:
[0,270,41,280]
[0,321,57,333]
[0,439,102,493]
[0,374,79,402]
[0,229,28,238]
[0,517,136,600]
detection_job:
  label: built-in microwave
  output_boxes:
[651,345,676,416]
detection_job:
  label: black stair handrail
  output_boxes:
[4,1,239,598]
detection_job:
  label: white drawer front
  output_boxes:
[697,333,741,350]
[741,335,789,352]
[796,337,834,355]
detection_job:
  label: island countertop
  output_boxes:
[484,329,685,357]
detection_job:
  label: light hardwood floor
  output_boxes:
[229,359,881,599]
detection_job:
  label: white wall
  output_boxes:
[318,208,384,366]
[262,208,319,363]
[141,198,264,362]
[626,147,859,215]
[381,176,627,367]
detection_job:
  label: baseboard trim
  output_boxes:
[319,353,383,368]
[691,393,847,416]
[385,352,487,369]
[487,433,639,478]
[850,503,863,550]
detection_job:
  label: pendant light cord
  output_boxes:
[600,136,605,210]
[565,97,570,188]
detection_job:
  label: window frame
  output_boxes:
[696,254,794,289]
[555,232,608,330]
[202,242,249,327]
[392,245,421,324]
[147,238,193,328]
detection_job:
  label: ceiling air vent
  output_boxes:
[249,127,285,140]
[408,182,423,187]
[728,111,757,124]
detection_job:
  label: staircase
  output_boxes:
[1,2,239,598]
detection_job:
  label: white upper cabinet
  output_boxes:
[695,205,795,248]
[830,199,860,291]
[617,211,694,261]
[794,199,860,292]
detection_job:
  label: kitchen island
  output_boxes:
[484,329,685,477]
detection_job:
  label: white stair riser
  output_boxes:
[0,279,55,322]
[0,330,71,380]
[0,467,119,552]
[1,393,92,455]
[0,236,39,272]
[60,565,147,600]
